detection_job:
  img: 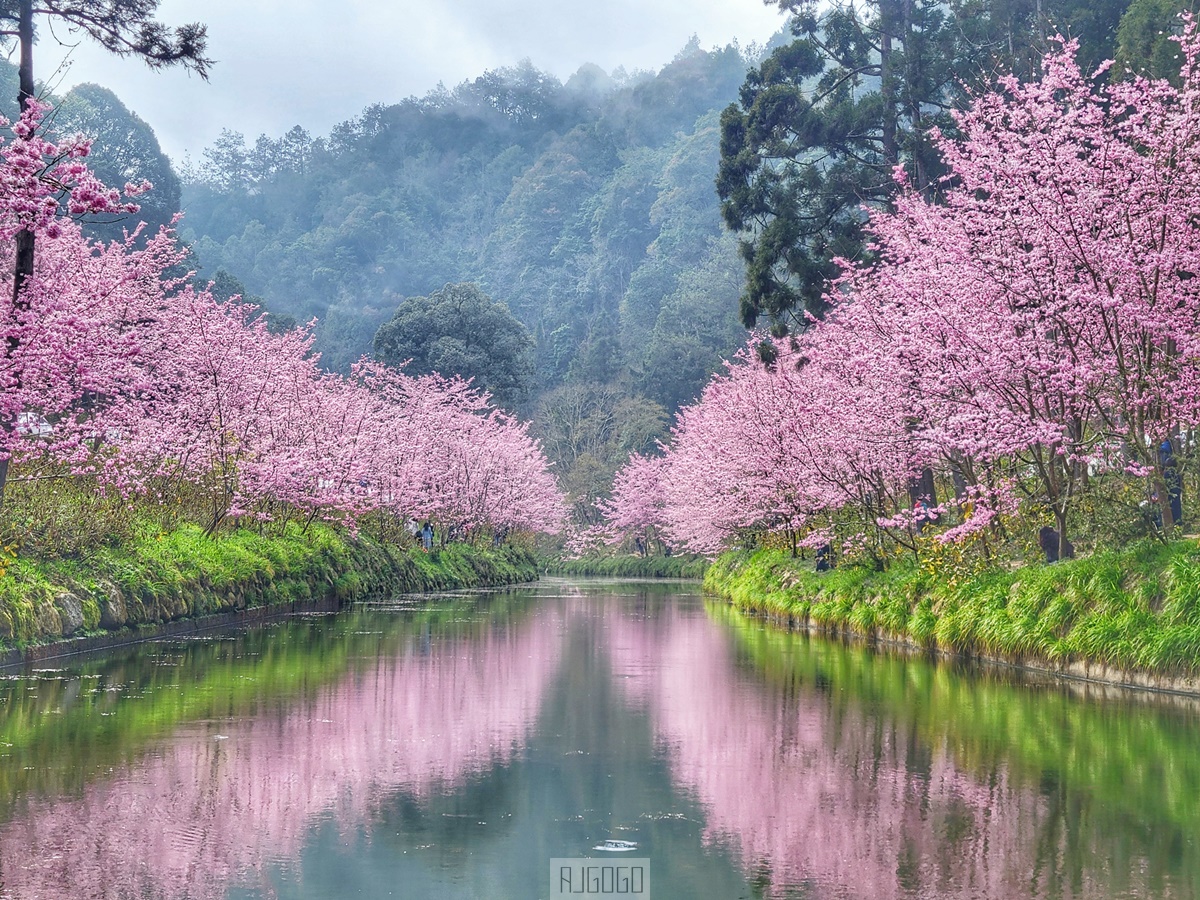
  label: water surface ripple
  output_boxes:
[0,579,1194,899]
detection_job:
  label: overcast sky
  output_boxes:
[26,0,789,165]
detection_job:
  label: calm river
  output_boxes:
[0,578,1197,899]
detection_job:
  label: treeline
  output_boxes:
[0,59,180,245]
[52,0,1164,543]
[176,41,771,529]
[596,22,1200,573]
[579,0,1191,560]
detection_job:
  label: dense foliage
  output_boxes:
[601,23,1200,570]
[51,82,181,240]
[172,44,774,529]
[0,101,566,566]
[0,519,538,644]
[0,0,1175,555]
[718,0,1129,332]
[0,60,179,247]
[373,282,535,411]
[708,542,1200,673]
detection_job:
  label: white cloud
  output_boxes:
[29,0,787,162]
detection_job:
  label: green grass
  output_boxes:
[705,540,1200,675]
[0,522,539,648]
[543,554,709,579]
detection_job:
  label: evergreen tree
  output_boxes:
[1113,0,1193,81]
[373,283,536,411]
[52,82,180,240]
[718,0,1128,333]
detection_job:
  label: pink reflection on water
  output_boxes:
[0,617,561,900]
[605,605,1133,900]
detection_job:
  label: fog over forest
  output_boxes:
[0,28,769,527]
[175,38,772,527]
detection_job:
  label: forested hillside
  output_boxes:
[175,40,769,528]
[0,60,179,245]
[179,41,759,413]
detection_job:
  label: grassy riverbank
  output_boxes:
[543,554,708,579]
[0,522,538,648]
[705,541,1200,677]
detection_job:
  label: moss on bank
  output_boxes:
[0,522,538,648]
[543,555,708,579]
[705,541,1200,676]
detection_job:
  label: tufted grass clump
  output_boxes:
[0,514,541,649]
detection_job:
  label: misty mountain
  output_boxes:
[177,38,765,411]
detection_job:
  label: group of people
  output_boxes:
[403,518,516,551]
[405,518,435,551]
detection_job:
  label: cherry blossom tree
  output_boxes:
[617,18,1200,561]
[0,166,566,538]
[647,337,918,558]
[838,20,1200,549]
[594,452,670,555]
[0,100,146,500]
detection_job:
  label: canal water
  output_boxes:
[0,578,1196,899]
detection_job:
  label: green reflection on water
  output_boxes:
[227,593,753,900]
[0,591,532,816]
[3,582,1199,899]
[712,600,1200,896]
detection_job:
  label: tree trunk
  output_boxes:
[1053,507,1074,560]
[0,0,35,507]
[878,0,898,168]
[949,455,969,502]
[907,466,937,532]
[16,0,32,112]
[12,0,34,306]
[901,0,928,193]
[1154,473,1178,532]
